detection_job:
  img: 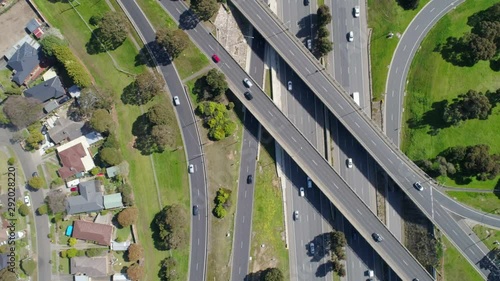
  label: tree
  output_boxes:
[76,86,115,118]
[204,69,228,98]
[262,268,284,281]
[406,222,439,267]
[117,207,139,227]
[29,176,44,189]
[148,103,173,126]
[317,5,332,26]
[96,12,128,50]
[398,0,420,10]
[197,101,235,141]
[473,21,500,45]
[118,183,134,206]
[53,45,92,88]
[316,37,333,58]
[45,190,67,214]
[467,33,497,62]
[19,204,30,216]
[127,243,144,262]
[37,204,48,215]
[151,125,176,150]
[155,205,189,250]
[317,26,330,39]
[156,27,190,59]
[99,147,123,166]
[40,35,67,57]
[90,109,114,133]
[127,263,145,281]
[68,237,77,247]
[0,267,17,281]
[25,130,44,150]
[134,72,165,104]
[20,259,36,276]
[2,96,43,128]
[7,157,15,165]
[66,248,78,258]
[90,167,101,176]
[159,257,178,280]
[191,0,219,21]
[443,90,492,125]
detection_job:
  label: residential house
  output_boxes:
[103,193,123,210]
[66,180,104,215]
[48,117,86,144]
[43,100,59,114]
[6,42,41,86]
[72,220,113,246]
[70,256,109,277]
[111,241,130,251]
[24,76,66,103]
[57,136,95,179]
[113,273,131,281]
[26,18,44,39]
[42,68,57,81]
[68,85,81,98]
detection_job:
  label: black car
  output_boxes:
[58,96,71,104]
[372,233,383,242]
[247,174,253,184]
[304,0,309,5]
[32,172,38,177]
[244,91,253,100]
[193,205,199,216]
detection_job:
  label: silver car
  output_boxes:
[173,96,180,106]
[243,78,253,88]
[348,31,354,42]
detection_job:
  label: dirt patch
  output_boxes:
[0,1,39,56]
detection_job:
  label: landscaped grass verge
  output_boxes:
[265,69,272,97]
[440,236,483,281]
[472,225,500,250]
[446,191,500,214]
[133,0,209,80]
[248,131,289,278]
[401,0,500,189]
[367,0,430,101]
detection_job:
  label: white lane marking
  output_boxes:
[256,14,262,20]
[333,183,339,189]
[338,104,344,110]
[198,238,200,245]
[469,248,474,254]
[289,50,294,56]
[415,25,420,30]
[305,67,310,73]
[354,122,360,128]
[209,45,214,51]
[225,63,230,69]
[241,241,243,248]
[347,67,350,74]
[452,230,458,236]
[312,160,318,166]
[403,45,407,51]
[403,259,408,266]
[391,114,394,121]
[176,8,181,13]
[244,190,247,198]
[268,111,274,117]
[291,136,297,142]
[356,209,362,215]
[371,140,377,146]
[193,28,198,33]
[322,86,327,92]
[391,90,395,97]
[387,158,393,164]
[430,7,435,13]
[395,67,399,74]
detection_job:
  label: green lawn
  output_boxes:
[441,236,483,281]
[367,0,430,101]
[134,0,209,80]
[32,0,191,279]
[36,164,48,189]
[446,191,500,213]
[265,69,272,97]
[0,151,8,193]
[401,0,500,189]
[472,225,500,250]
[249,134,289,278]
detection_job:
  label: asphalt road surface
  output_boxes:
[118,1,208,280]
[159,1,433,279]
[229,34,263,281]
[230,0,500,277]
[384,0,465,146]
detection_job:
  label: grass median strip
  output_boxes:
[445,191,500,213]
[440,236,483,281]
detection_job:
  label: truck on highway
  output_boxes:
[351,92,360,106]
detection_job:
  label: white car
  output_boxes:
[287,81,292,91]
[24,195,31,206]
[353,6,360,18]
[294,210,300,221]
[299,187,305,197]
[307,177,312,188]
[346,158,353,168]
[243,78,253,88]
[307,39,312,50]
[173,96,180,106]
[188,164,194,174]
[414,181,423,191]
[348,31,354,42]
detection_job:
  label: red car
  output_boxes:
[212,54,220,63]
[70,187,78,192]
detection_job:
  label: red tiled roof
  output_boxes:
[58,143,86,179]
[72,220,113,246]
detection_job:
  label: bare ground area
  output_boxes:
[0,0,39,56]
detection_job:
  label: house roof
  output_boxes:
[74,276,90,281]
[103,193,123,209]
[0,254,8,271]
[66,180,104,214]
[113,273,131,281]
[68,85,81,98]
[57,136,95,179]
[48,117,85,144]
[33,27,44,39]
[43,100,59,113]
[72,220,113,246]
[85,131,103,146]
[70,256,109,277]
[26,18,41,33]
[24,76,65,103]
[7,42,40,85]
[106,166,120,178]
[111,240,130,251]
[43,68,57,81]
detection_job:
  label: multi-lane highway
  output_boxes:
[230,0,500,277]
[118,1,208,280]
[385,0,465,146]
[159,1,434,280]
